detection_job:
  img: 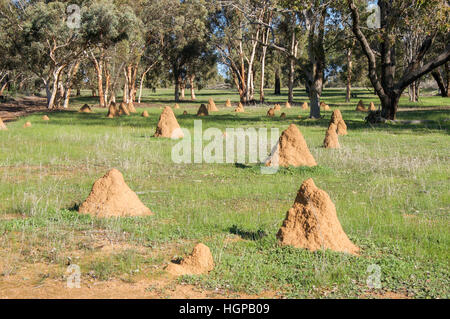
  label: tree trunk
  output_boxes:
[189,74,196,100]
[47,66,65,109]
[180,79,185,100]
[432,69,448,97]
[288,57,295,104]
[174,72,182,102]
[380,93,400,120]
[274,69,281,95]
[309,80,322,118]
[346,47,352,102]
[260,46,267,103]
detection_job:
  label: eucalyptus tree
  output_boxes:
[347,0,450,119]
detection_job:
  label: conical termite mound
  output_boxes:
[107,102,118,118]
[267,107,275,117]
[42,115,50,121]
[141,110,149,118]
[127,101,137,113]
[197,104,209,116]
[207,98,218,112]
[166,243,214,276]
[154,106,183,138]
[235,102,244,112]
[265,124,317,167]
[174,103,180,109]
[369,102,376,111]
[301,102,308,110]
[323,123,340,149]
[225,99,232,107]
[78,168,153,218]
[277,178,359,255]
[23,121,32,128]
[320,101,330,111]
[79,104,92,113]
[330,109,347,136]
[274,104,281,111]
[280,112,286,119]
[118,102,130,116]
[285,102,291,108]
[0,117,8,130]
[356,100,366,112]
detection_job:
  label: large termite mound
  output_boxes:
[301,102,308,110]
[285,102,291,108]
[369,102,376,111]
[0,117,7,130]
[197,104,209,116]
[166,243,214,276]
[79,104,92,113]
[78,168,152,218]
[207,98,218,112]
[277,178,359,255]
[42,115,50,121]
[141,110,149,118]
[265,124,317,167]
[274,104,281,111]
[323,123,340,149]
[225,99,232,107]
[127,101,137,113]
[154,106,184,138]
[267,107,275,117]
[174,103,180,109]
[330,109,348,136]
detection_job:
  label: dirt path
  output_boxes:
[0,96,48,122]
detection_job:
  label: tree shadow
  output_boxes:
[229,224,267,241]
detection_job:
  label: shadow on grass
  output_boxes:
[229,224,267,241]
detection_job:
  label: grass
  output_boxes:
[0,87,449,298]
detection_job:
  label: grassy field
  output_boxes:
[0,87,449,298]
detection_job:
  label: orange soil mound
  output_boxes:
[174,103,180,109]
[356,100,367,112]
[265,124,317,167]
[42,115,50,121]
[285,102,291,108]
[107,102,118,118]
[330,109,348,136]
[320,101,330,111]
[197,104,209,116]
[267,108,275,117]
[141,110,149,118]
[235,102,244,112]
[23,121,31,128]
[154,106,183,138]
[127,102,137,113]
[183,110,188,115]
[369,102,376,111]
[277,178,359,255]
[0,117,7,130]
[118,103,130,116]
[166,243,214,276]
[207,98,218,112]
[301,102,308,110]
[323,123,340,149]
[274,104,281,111]
[78,168,152,218]
[280,112,286,119]
[225,99,232,107]
[79,104,92,113]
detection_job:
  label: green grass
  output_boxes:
[0,87,449,298]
